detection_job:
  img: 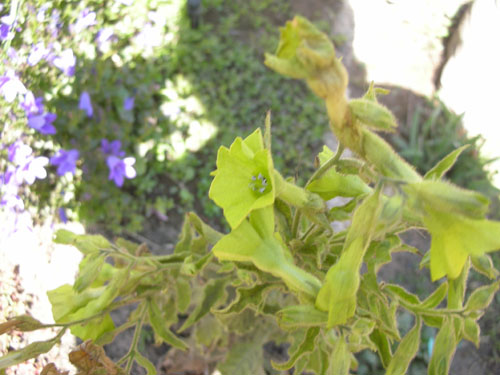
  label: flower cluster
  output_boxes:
[0,2,138,234]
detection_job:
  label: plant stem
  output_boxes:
[120,303,147,373]
[306,143,345,186]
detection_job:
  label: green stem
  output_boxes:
[306,143,345,186]
[119,303,147,373]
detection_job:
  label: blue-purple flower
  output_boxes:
[8,141,32,165]
[50,149,79,176]
[53,48,76,77]
[101,139,125,157]
[123,96,135,111]
[106,155,136,187]
[58,207,68,223]
[0,70,27,102]
[0,23,9,40]
[28,112,57,135]
[21,91,44,115]
[72,9,97,33]
[79,91,93,117]
[17,156,49,185]
[27,42,49,66]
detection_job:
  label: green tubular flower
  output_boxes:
[209,128,325,229]
[212,206,321,298]
[209,128,275,229]
[423,206,500,281]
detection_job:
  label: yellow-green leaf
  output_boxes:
[148,300,187,350]
[385,317,421,375]
[424,145,469,180]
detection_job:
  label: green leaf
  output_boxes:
[277,305,328,329]
[179,277,229,332]
[327,334,351,375]
[69,314,115,341]
[316,191,382,327]
[175,278,191,314]
[194,315,223,347]
[0,332,62,370]
[384,284,420,306]
[428,318,457,375]
[272,327,320,371]
[54,229,111,254]
[369,329,392,368]
[148,300,187,351]
[218,284,275,315]
[217,340,265,375]
[73,254,105,293]
[464,281,500,312]
[349,98,397,132]
[420,282,448,309]
[47,284,105,322]
[385,317,421,375]
[187,212,223,245]
[134,351,157,375]
[462,318,480,347]
[424,145,469,180]
[471,254,499,280]
[0,315,44,334]
[423,207,500,280]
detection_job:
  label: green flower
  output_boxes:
[209,128,325,229]
[212,206,321,297]
[423,207,500,280]
[264,16,347,98]
[209,128,275,229]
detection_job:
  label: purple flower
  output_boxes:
[50,149,79,176]
[21,91,44,115]
[53,49,76,77]
[101,139,125,157]
[96,27,114,50]
[0,70,27,102]
[123,96,135,111]
[79,91,93,117]
[8,141,32,165]
[0,193,24,211]
[107,155,136,187]
[73,9,97,33]
[49,10,61,37]
[0,23,9,40]
[17,156,49,185]
[28,112,57,135]
[27,42,49,66]
[58,207,68,223]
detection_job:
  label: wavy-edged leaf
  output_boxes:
[386,317,421,375]
[462,317,480,347]
[0,333,61,370]
[471,254,499,280]
[74,254,105,293]
[148,300,187,350]
[465,281,500,312]
[384,284,420,306]
[420,282,448,309]
[369,329,392,368]
[277,305,327,329]
[54,229,111,254]
[175,278,191,314]
[424,145,469,180]
[218,284,275,316]
[179,277,229,332]
[217,340,265,375]
[272,327,319,371]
